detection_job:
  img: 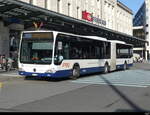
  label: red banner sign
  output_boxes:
[82,11,106,26]
[82,11,93,22]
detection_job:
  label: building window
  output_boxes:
[36,0,45,8]
[77,6,79,19]
[21,0,30,3]
[91,0,95,7]
[145,24,149,27]
[146,8,149,13]
[85,0,88,10]
[68,3,71,16]
[57,0,61,13]
[30,0,33,4]
[146,32,149,35]
[146,16,149,20]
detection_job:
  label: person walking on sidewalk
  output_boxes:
[0,54,2,69]
[1,55,7,71]
[7,53,14,71]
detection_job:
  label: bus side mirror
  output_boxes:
[58,55,63,63]
[55,55,63,65]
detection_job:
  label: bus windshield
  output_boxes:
[20,32,53,64]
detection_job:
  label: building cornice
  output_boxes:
[117,0,133,15]
[133,26,144,30]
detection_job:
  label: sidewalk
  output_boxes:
[0,62,150,82]
[0,69,23,82]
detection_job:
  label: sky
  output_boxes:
[119,0,144,15]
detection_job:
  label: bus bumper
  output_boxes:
[18,70,72,78]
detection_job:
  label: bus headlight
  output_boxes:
[46,68,56,73]
[19,68,25,71]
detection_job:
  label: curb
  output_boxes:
[0,70,24,82]
[0,76,24,82]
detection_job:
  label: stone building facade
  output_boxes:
[133,0,150,59]
[0,0,133,57]
[20,0,133,35]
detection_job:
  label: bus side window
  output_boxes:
[105,42,111,59]
[71,47,79,59]
[63,42,70,59]
[69,36,81,59]
[116,44,132,59]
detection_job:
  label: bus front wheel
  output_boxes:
[70,66,80,80]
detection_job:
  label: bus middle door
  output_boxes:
[110,42,116,71]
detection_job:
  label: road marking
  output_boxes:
[72,81,148,88]
[0,74,21,77]
[71,70,150,88]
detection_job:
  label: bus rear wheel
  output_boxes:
[123,62,128,70]
[70,66,80,80]
[104,63,109,74]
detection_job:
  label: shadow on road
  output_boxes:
[24,76,69,82]
[0,70,7,74]
[23,69,127,82]
[23,72,106,82]
[100,75,150,112]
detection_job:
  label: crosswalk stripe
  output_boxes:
[0,74,21,77]
[71,70,150,88]
[72,81,148,88]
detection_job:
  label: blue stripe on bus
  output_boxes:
[117,63,133,69]
[18,67,105,78]
[80,67,105,75]
[19,70,72,78]
[19,64,133,78]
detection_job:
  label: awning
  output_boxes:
[0,0,147,47]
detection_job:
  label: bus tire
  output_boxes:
[104,63,109,74]
[123,62,128,70]
[25,76,33,80]
[70,65,80,80]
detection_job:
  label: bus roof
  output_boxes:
[83,36,107,41]
[109,40,126,44]
[22,30,134,46]
[22,30,108,42]
[109,40,133,46]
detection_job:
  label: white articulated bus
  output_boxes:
[18,30,133,79]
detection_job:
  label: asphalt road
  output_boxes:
[0,62,150,112]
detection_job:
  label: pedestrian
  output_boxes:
[1,55,6,70]
[0,54,2,69]
[7,53,14,71]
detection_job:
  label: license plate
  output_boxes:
[32,74,38,76]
